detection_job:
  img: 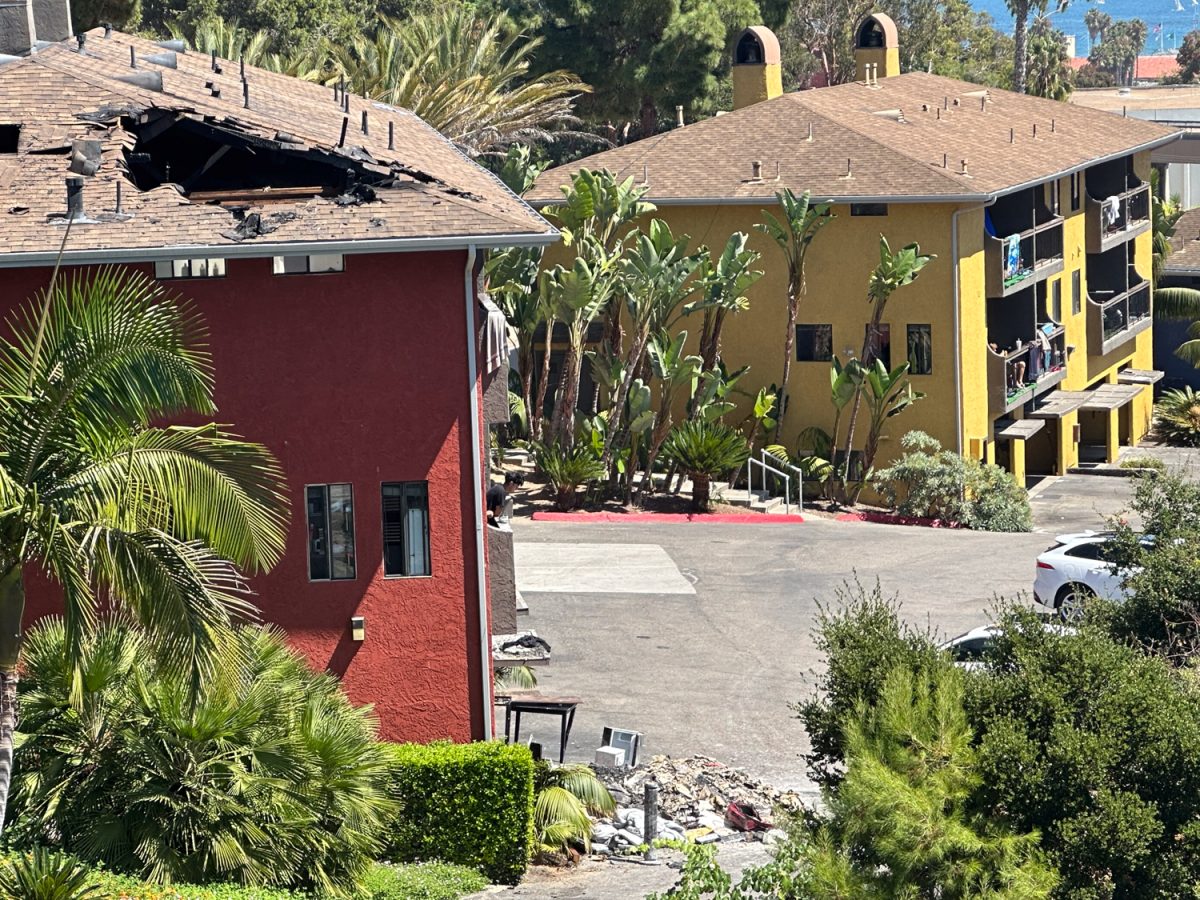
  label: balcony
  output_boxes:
[1087,278,1151,356]
[987,327,1067,414]
[985,188,1065,298]
[1085,177,1150,255]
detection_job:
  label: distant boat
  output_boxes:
[1178,0,1186,10]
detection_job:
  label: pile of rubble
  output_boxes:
[592,755,807,849]
[590,806,687,854]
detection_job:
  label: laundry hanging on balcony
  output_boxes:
[1003,234,1022,284]
[1103,196,1121,229]
[479,293,510,374]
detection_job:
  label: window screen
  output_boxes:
[382,482,431,577]
[273,254,345,274]
[866,323,891,369]
[907,324,932,375]
[1070,172,1081,211]
[795,324,833,362]
[154,258,226,279]
[307,483,356,581]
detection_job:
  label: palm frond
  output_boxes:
[534,785,592,853]
[1154,287,1200,320]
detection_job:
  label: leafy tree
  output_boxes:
[327,9,589,156]
[1178,30,1200,83]
[755,190,834,442]
[1084,7,1112,53]
[892,0,1013,88]
[0,269,287,835]
[142,0,373,54]
[11,619,394,893]
[661,420,749,511]
[836,237,934,500]
[1026,16,1073,100]
[70,0,138,31]
[1006,0,1070,94]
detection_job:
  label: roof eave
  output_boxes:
[0,229,561,269]
[529,192,990,208]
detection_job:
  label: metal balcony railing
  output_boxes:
[1085,180,1151,254]
[987,326,1067,415]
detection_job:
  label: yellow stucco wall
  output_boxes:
[855,46,900,81]
[732,63,783,110]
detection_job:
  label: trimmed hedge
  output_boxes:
[385,741,535,885]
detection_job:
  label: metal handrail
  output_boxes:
[746,457,791,516]
[760,449,805,515]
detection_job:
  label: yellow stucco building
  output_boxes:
[528,15,1182,484]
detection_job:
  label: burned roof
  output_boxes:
[0,29,556,264]
[528,72,1181,205]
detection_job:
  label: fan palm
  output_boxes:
[662,420,750,512]
[328,9,589,156]
[0,267,288,833]
[533,763,615,856]
[1155,387,1200,446]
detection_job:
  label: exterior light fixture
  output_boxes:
[351,616,365,642]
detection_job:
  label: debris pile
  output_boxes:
[590,807,686,854]
[597,755,806,833]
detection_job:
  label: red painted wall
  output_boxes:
[1,252,488,742]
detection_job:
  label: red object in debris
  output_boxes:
[724,801,771,832]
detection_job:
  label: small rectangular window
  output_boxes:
[154,258,226,280]
[1051,280,1062,322]
[273,254,345,275]
[306,483,356,581]
[0,125,19,154]
[1070,173,1081,211]
[1047,179,1060,215]
[850,203,888,217]
[866,323,891,369]
[907,324,932,375]
[382,481,430,577]
[1071,269,1081,315]
[795,324,833,362]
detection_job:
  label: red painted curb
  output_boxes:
[834,511,963,529]
[530,511,805,524]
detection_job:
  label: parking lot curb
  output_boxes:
[530,511,805,524]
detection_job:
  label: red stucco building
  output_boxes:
[0,27,556,740]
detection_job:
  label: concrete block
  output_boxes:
[30,0,70,42]
[595,745,625,767]
[0,1,36,55]
[487,527,517,634]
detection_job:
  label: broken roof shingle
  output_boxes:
[0,29,555,262]
[528,72,1181,205]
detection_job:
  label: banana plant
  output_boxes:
[850,360,926,504]
[691,364,747,423]
[624,379,656,504]
[743,387,778,450]
[756,189,835,441]
[540,240,620,447]
[636,331,703,504]
[601,219,702,477]
[684,232,763,372]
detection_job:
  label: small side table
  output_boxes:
[503,694,581,763]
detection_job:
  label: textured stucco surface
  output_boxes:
[5,251,487,743]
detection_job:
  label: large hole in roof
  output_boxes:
[0,125,19,154]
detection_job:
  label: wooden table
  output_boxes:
[501,694,581,763]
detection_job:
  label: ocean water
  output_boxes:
[970,0,1200,55]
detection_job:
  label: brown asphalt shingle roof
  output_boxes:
[528,72,1181,205]
[0,29,554,261]
[1167,207,1200,275]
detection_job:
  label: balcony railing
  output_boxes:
[987,326,1067,415]
[1087,279,1151,356]
[1085,180,1151,254]
[985,216,1065,298]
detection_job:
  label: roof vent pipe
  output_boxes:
[676,104,684,127]
[337,116,348,148]
[388,120,394,150]
[76,33,85,51]
[115,181,122,214]
[751,160,762,180]
[1009,127,1014,143]
[103,23,112,38]
[1051,118,1056,132]
[960,158,969,175]
[845,157,852,178]
[243,80,249,108]
[1033,122,1038,138]
[129,46,135,67]
[211,49,216,71]
[807,122,814,141]
[942,152,948,168]
[154,39,187,53]
[362,110,369,135]
[116,70,163,91]
[142,51,178,68]
[66,176,84,220]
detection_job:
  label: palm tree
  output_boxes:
[662,420,751,512]
[1007,0,1071,94]
[534,763,615,856]
[837,238,934,500]
[755,190,835,442]
[1027,18,1073,101]
[0,267,288,832]
[1083,8,1112,53]
[328,10,590,156]
[686,232,763,373]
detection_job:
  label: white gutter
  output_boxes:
[0,230,560,268]
[463,243,492,741]
[951,199,997,456]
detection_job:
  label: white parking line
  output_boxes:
[515,543,696,595]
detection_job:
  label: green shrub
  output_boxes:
[1155,387,1200,446]
[0,849,103,900]
[90,871,305,899]
[873,430,1031,532]
[661,420,750,512]
[385,741,534,885]
[11,619,395,895]
[1118,456,1167,472]
[360,862,487,899]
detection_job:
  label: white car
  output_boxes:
[1034,531,1133,620]
[943,622,1075,670]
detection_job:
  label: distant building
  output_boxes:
[0,21,556,741]
[531,15,1181,484]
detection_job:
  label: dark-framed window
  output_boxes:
[795,324,833,362]
[1051,279,1062,322]
[154,258,226,279]
[1070,172,1081,211]
[273,253,345,275]
[306,483,356,581]
[382,481,431,577]
[1071,269,1081,315]
[850,203,888,217]
[1047,179,1060,215]
[907,324,932,374]
[866,323,891,369]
